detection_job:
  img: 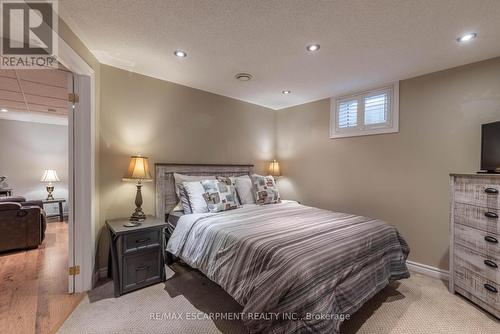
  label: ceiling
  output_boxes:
[0,68,69,124]
[60,0,500,110]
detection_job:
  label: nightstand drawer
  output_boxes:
[123,229,161,253]
[122,249,162,293]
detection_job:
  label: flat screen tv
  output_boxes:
[481,121,500,173]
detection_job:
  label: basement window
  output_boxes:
[330,82,399,138]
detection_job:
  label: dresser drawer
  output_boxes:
[454,203,499,234]
[454,224,499,257]
[123,229,161,254]
[454,177,500,209]
[122,249,162,293]
[454,244,499,284]
[454,265,499,311]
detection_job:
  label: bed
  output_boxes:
[156,163,410,333]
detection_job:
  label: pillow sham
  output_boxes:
[176,184,192,214]
[234,175,255,204]
[201,179,239,213]
[173,173,215,197]
[251,174,281,205]
[172,201,183,212]
[182,181,210,213]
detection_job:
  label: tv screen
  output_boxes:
[481,121,500,173]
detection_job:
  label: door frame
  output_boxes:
[57,36,95,293]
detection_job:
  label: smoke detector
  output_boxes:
[235,73,253,81]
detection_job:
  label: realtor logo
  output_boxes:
[0,0,58,69]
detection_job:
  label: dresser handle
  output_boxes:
[484,260,498,268]
[485,236,499,243]
[136,238,150,243]
[484,284,498,293]
[484,212,499,219]
[485,187,499,194]
[135,265,149,271]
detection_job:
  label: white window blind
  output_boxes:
[330,83,399,138]
[364,93,387,125]
[337,100,358,128]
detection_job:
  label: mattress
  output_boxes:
[166,211,183,234]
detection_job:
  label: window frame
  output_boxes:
[330,82,399,139]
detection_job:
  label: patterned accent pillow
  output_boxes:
[251,174,281,205]
[201,179,239,213]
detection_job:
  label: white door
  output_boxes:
[67,72,75,294]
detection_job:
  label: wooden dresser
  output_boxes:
[450,173,500,318]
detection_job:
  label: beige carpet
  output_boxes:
[57,264,499,334]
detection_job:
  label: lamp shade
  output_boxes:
[40,169,60,182]
[123,156,152,180]
[268,159,281,177]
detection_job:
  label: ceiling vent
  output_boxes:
[235,73,253,81]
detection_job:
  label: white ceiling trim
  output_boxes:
[0,110,68,126]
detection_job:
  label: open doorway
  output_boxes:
[0,66,84,331]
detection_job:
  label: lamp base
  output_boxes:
[46,185,55,200]
[130,209,146,222]
[130,182,146,222]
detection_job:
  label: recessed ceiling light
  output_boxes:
[306,44,320,52]
[457,33,477,43]
[174,49,187,58]
[282,90,291,95]
[235,73,253,81]
[0,108,7,112]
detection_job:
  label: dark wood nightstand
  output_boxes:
[106,216,167,297]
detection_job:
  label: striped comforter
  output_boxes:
[167,202,410,333]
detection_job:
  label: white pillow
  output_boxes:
[235,175,255,204]
[183,181,209,213]
[173,173,215,197]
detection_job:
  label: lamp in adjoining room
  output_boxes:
[123,155,152,222]
[40,169,60,200]
[268,159,281,177]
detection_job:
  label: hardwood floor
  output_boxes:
[0,222,84,334]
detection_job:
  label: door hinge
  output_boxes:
[69,265,80,276]
[68,93,80,103]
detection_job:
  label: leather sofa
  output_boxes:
[0,196,46,252]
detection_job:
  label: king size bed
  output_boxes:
[156,163,410,333]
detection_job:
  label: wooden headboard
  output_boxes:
[155,163,254,220]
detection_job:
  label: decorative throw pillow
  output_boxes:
[234,175,255,204]
[201,179,239,213]
[183,181,211,213]
[217,176,241,205]
[251,174,281,205]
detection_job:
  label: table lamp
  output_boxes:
[268,159,281,178]
[40,169,60,200]
[123,155,152,222]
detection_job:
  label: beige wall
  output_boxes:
[0,119,69,215]
[276,57,500,270]
[97,64,275,268]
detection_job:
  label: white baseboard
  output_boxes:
[406,260,449,281]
